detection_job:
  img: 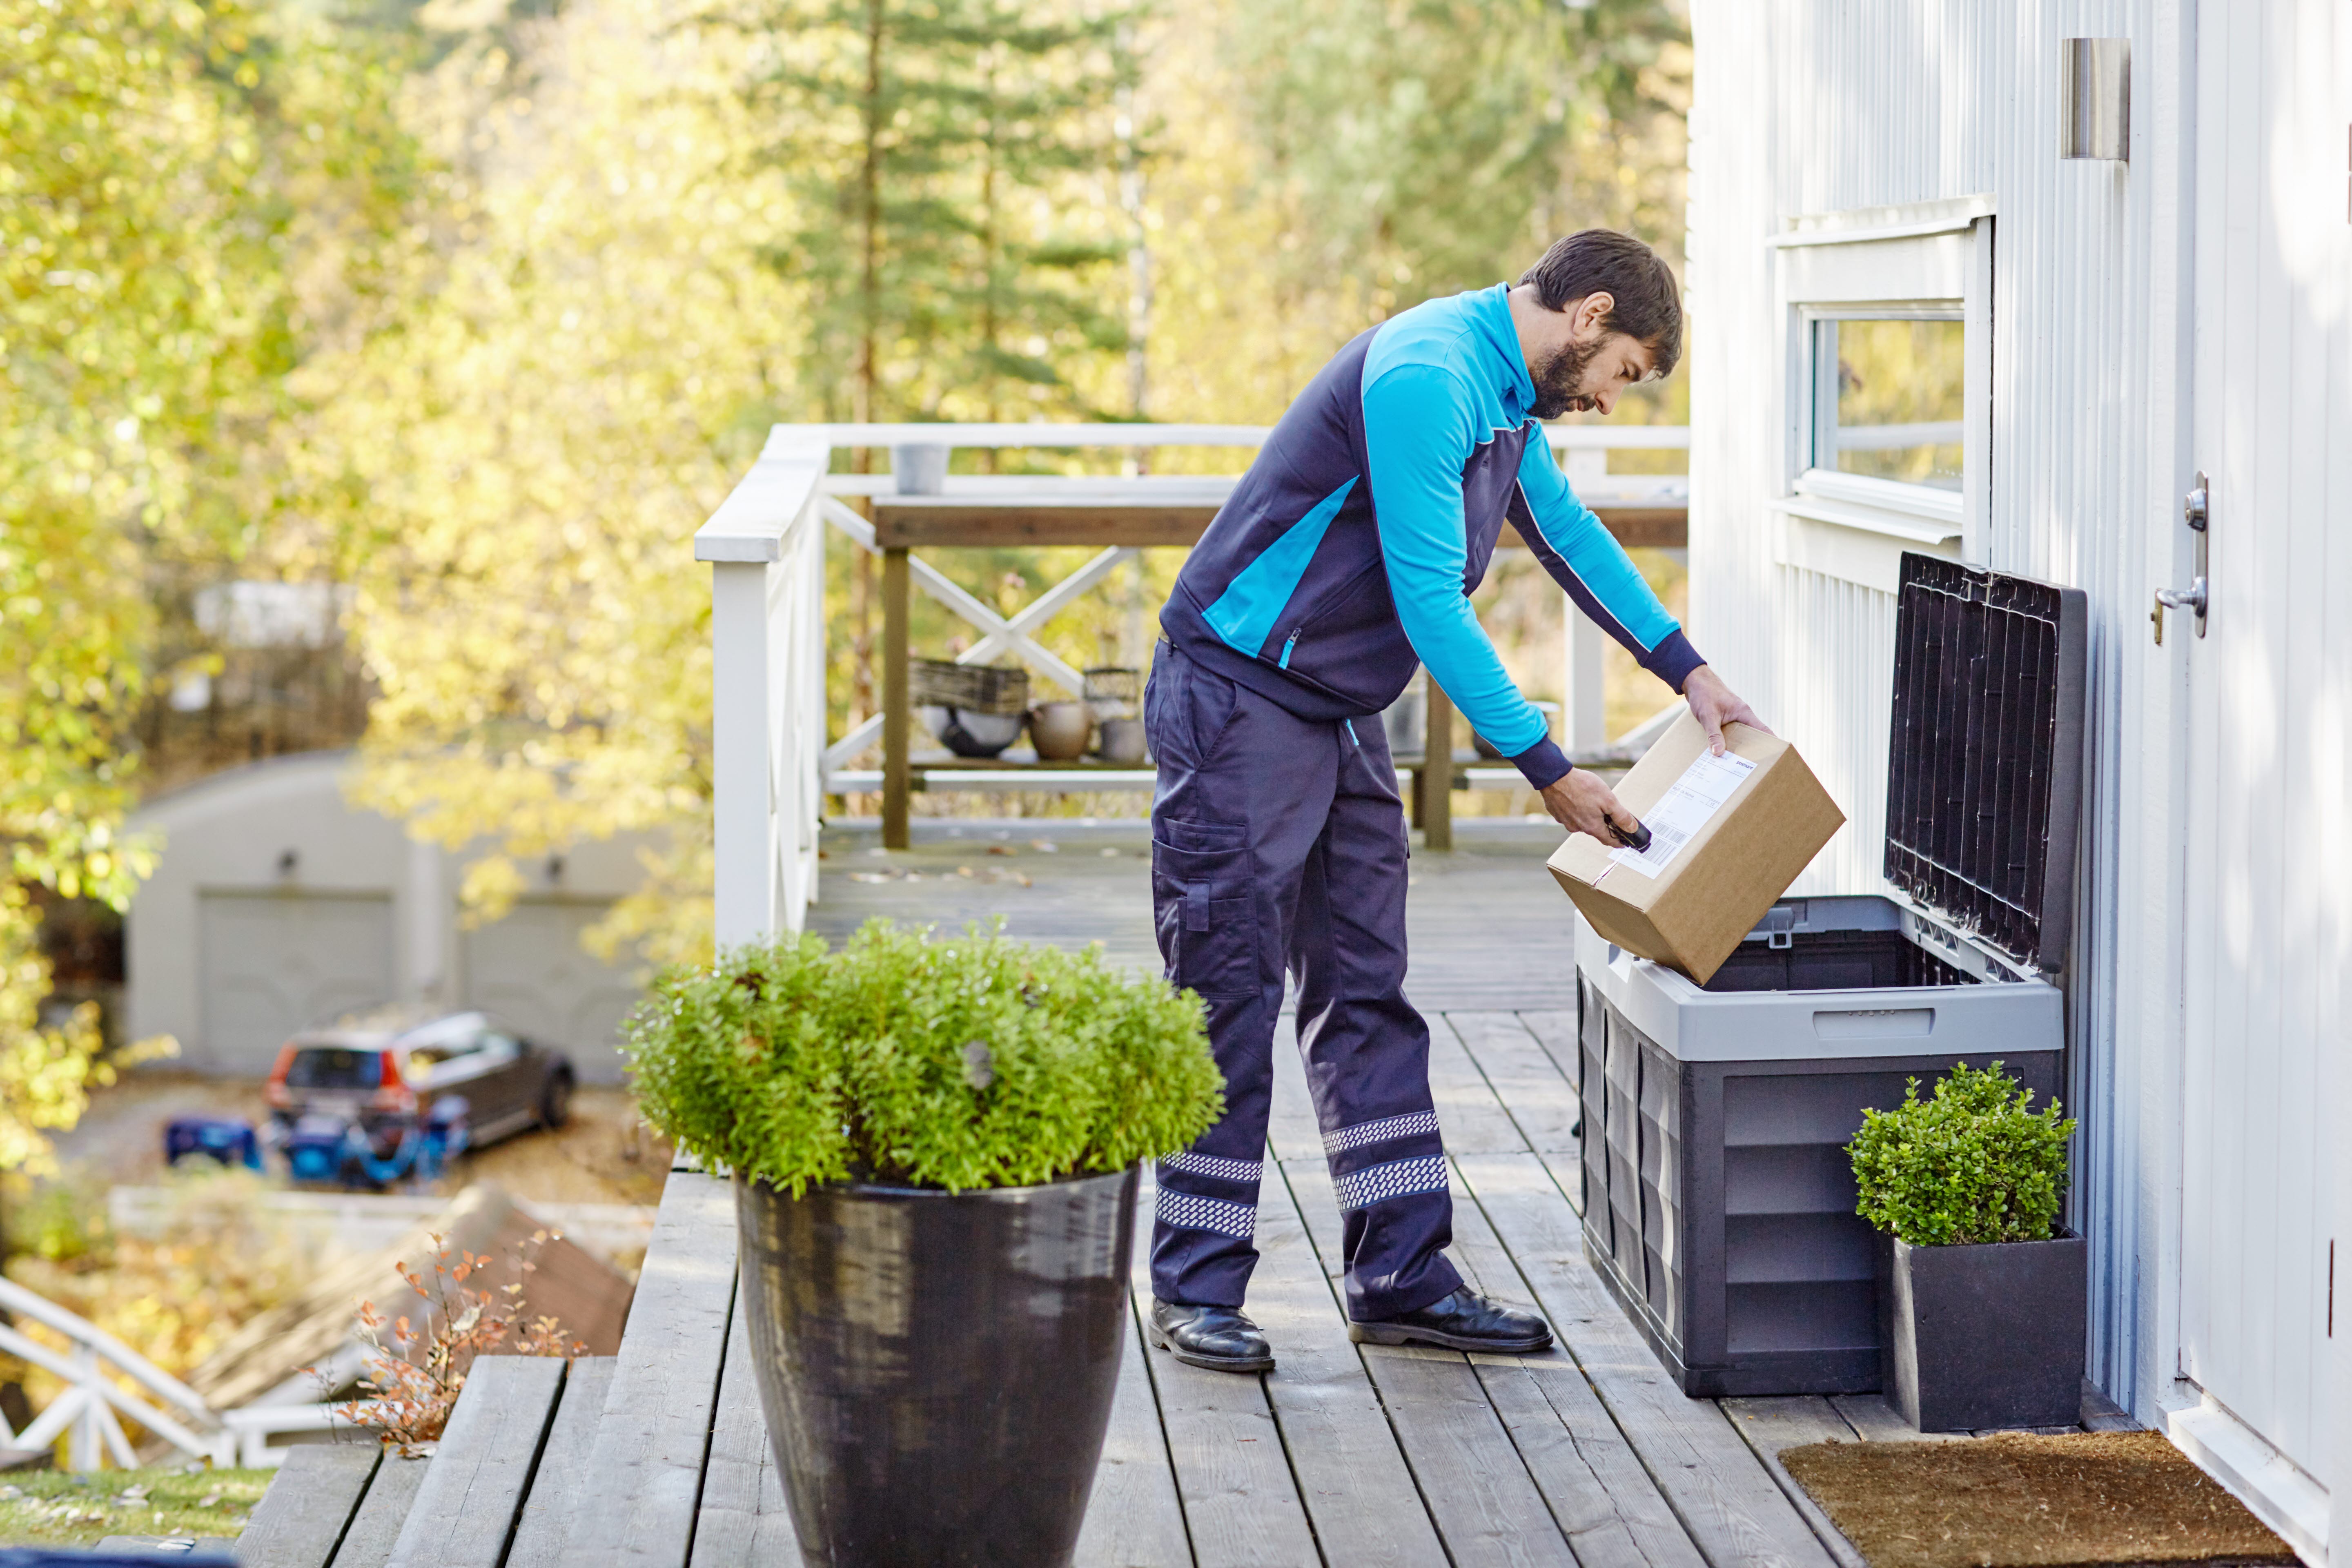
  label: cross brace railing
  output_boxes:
[694,422,1688,941]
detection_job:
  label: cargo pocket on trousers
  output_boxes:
[1152,836,1259,1000]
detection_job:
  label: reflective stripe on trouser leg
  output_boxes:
[1291,718,1463,1321]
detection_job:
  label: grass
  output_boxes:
[0,1464,272,1546]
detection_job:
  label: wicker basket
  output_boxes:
[1082,666,1141,720]
[910,659,1030,717]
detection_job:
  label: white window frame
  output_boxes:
[1765,195,1994,592]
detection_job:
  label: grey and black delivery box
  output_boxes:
[1575,553,2087,1398]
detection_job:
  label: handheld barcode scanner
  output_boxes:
[1606,817,1653,854]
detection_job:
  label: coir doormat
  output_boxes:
[1779,1431,2297,1568]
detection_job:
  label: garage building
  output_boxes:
[126,751,657,1082]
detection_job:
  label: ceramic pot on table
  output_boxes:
[1028,703,1093,762]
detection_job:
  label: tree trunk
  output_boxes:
[856,0,885,433]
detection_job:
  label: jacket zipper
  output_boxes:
[1278,630,1299,669]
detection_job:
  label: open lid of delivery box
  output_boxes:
[1883,553,2087,974]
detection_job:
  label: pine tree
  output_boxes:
[745,0,1141,426]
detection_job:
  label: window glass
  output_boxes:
[413,1034,487,1082]
[287,1047,380,1090]
[1816,317,1965,490]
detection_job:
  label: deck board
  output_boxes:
[1425,1017,1532,1155]
[1250,1166,1450,1568]
[1129,1176,1323,1568]
[1513,1009,1584,1094]
[561,1171,739,1568]
[688,1307,802,1568]
[1280,1160,1577,1568]
[509,1358,619,1568]
[236,1442,378,1568]
[1458,1154,1842,1568]
[1719,1397,1871,1568]
[1075,1301,1195,1568]
[1264,1014,1324,1167]
[325,1453,429,1568]
[1446,1012,1584,1156]
[384,1355,566,1568]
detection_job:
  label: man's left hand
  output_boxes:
[1683,666,1770,756]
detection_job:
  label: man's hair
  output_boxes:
[1517,230,1683,378]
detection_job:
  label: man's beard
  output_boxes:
[1528,336,1603,420]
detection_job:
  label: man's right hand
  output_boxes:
[1539,768,1644,845]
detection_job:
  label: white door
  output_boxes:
[198,891,394,1073]
[461,899,641,1084]
[2174,0,2350,1532]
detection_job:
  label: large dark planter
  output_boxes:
[735,1165,1138,1568]
[1879,1229,2087,1432]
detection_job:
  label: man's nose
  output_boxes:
[1592,388,1619,415]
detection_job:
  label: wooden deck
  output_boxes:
[223,822,2137,1568]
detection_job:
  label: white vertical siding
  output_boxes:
[1686,0,2198,1430]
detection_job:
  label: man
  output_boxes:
[1142,229,1765,1372]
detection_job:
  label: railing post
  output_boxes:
[711,561,777,946]
[882,548,912,850]
[1419,682,1453,851]
[70,1344,98,1473]
[1564,606,1607,752]
[1560,445,1614,753]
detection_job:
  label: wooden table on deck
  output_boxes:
[868,477,1686,850]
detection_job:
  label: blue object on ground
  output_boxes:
[162,1116,261,1171]
[280,1098,469,1190]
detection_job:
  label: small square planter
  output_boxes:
[1879,1229,2087,1432]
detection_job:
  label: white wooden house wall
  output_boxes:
[1687,2,2349,1557]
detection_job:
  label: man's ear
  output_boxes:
[1571,291,1616,341]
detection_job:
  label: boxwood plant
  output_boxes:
[1848,1061,2077,1246]
[626,920,1224,1194]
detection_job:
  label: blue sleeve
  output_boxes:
[1514,436,1705,692]
[1362,363,1574,790]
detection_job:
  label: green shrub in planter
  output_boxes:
[1849,1059,2076,1245]
[625,918,1224,1192]
[1852,1060,2087,1432]
[627,920,1225,1566]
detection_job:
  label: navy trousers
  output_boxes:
[1144,642,1461,1322]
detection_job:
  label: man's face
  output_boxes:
[1528,330,1656,420]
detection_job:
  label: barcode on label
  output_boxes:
[1608,750,1758,879]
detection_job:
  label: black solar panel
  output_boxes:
[1884,553,2088,972]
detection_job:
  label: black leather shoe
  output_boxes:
[1149,1298,1275,1373]
[1348,1286,1554,1354]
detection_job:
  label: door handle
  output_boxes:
[2151,472,2210,644]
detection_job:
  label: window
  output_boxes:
[1767,195,1992,589]
[1813,317,1966,490]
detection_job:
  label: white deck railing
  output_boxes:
[0,1274,390,1470]
[0,1275,236,1470]
[694,422,1688,945]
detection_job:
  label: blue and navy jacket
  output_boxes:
[1162,282,1706,790]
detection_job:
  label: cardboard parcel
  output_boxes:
[1546,713,1845,984]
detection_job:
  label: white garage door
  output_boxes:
[199,891,395,1074]
[461,900,643,1084]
